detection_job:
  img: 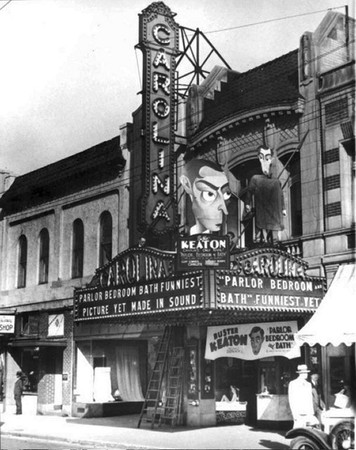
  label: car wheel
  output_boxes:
[290,436,323,450]
[330,421,354,450]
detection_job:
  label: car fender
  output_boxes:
[286,427,331,448]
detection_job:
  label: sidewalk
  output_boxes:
[0,412,290,449]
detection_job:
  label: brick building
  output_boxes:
[0,131,129,415]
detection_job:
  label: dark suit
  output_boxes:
[14,377,23,414]
[311,381,324,425]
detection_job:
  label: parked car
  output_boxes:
[286,419,354,450]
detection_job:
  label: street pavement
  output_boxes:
[0,412,291,449]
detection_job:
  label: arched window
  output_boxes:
[99,211,112,267]
[72,219,84,279]
[18,235,27,288]
[39,228,49,284]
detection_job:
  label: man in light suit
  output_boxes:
[288,364,319,428]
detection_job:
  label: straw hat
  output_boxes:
[296,364,310,373]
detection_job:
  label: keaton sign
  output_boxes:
[177,234,229,269]
[205,321,300,361]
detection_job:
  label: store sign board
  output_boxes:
[177,235,229,269]
[74,272,203,321]
[0,314,15,334]
[216,270,324,311]
[138,2,179,235]
[205,321,301,361]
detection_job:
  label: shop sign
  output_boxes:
[74,272,203,321]
[205,321,301,361]
[216,270,324,312]
[137,2,179,235]
[0,314,15,334]
[177,234,229,269]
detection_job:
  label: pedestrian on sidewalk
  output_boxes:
[288,364,319,428]
[311,371,325,427]
[14,371,24,415]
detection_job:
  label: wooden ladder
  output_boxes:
[137,325,172,428]
[159,346,184,428]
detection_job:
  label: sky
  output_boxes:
[0,0,354,175]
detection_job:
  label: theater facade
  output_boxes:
[72,1,355,428]
[73,239,325,426]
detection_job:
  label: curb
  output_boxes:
[1,430,160,449]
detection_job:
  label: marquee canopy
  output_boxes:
[295,263,356,347]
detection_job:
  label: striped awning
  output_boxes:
[295,264,356,347]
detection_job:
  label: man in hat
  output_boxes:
[14,371,24,415]
[288,364,319,428]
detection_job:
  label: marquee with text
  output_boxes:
[216,270,324,311]
[74,272,203,321]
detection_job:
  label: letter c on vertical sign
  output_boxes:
[153,24,170,45]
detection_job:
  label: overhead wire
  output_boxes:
[0,0,12,12]
[203,6,347,35]
[4,9,354,229]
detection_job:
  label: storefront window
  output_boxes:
[21,348,40,393]
[75,340,146,403]
[21,313,39,336]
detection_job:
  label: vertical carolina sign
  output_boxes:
[138,2,179,235]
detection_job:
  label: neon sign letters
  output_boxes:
[138,3,179,236]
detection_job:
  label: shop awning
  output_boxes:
[295,264,356,347]
[8,338,67,348]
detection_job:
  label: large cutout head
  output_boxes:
[258,146,273,177]
[180,159,231,235]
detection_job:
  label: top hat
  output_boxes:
[296,364,310,373]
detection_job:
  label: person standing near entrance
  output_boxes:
[311,371,325,427]
[14,371,24,415]
[288,364,318,428]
